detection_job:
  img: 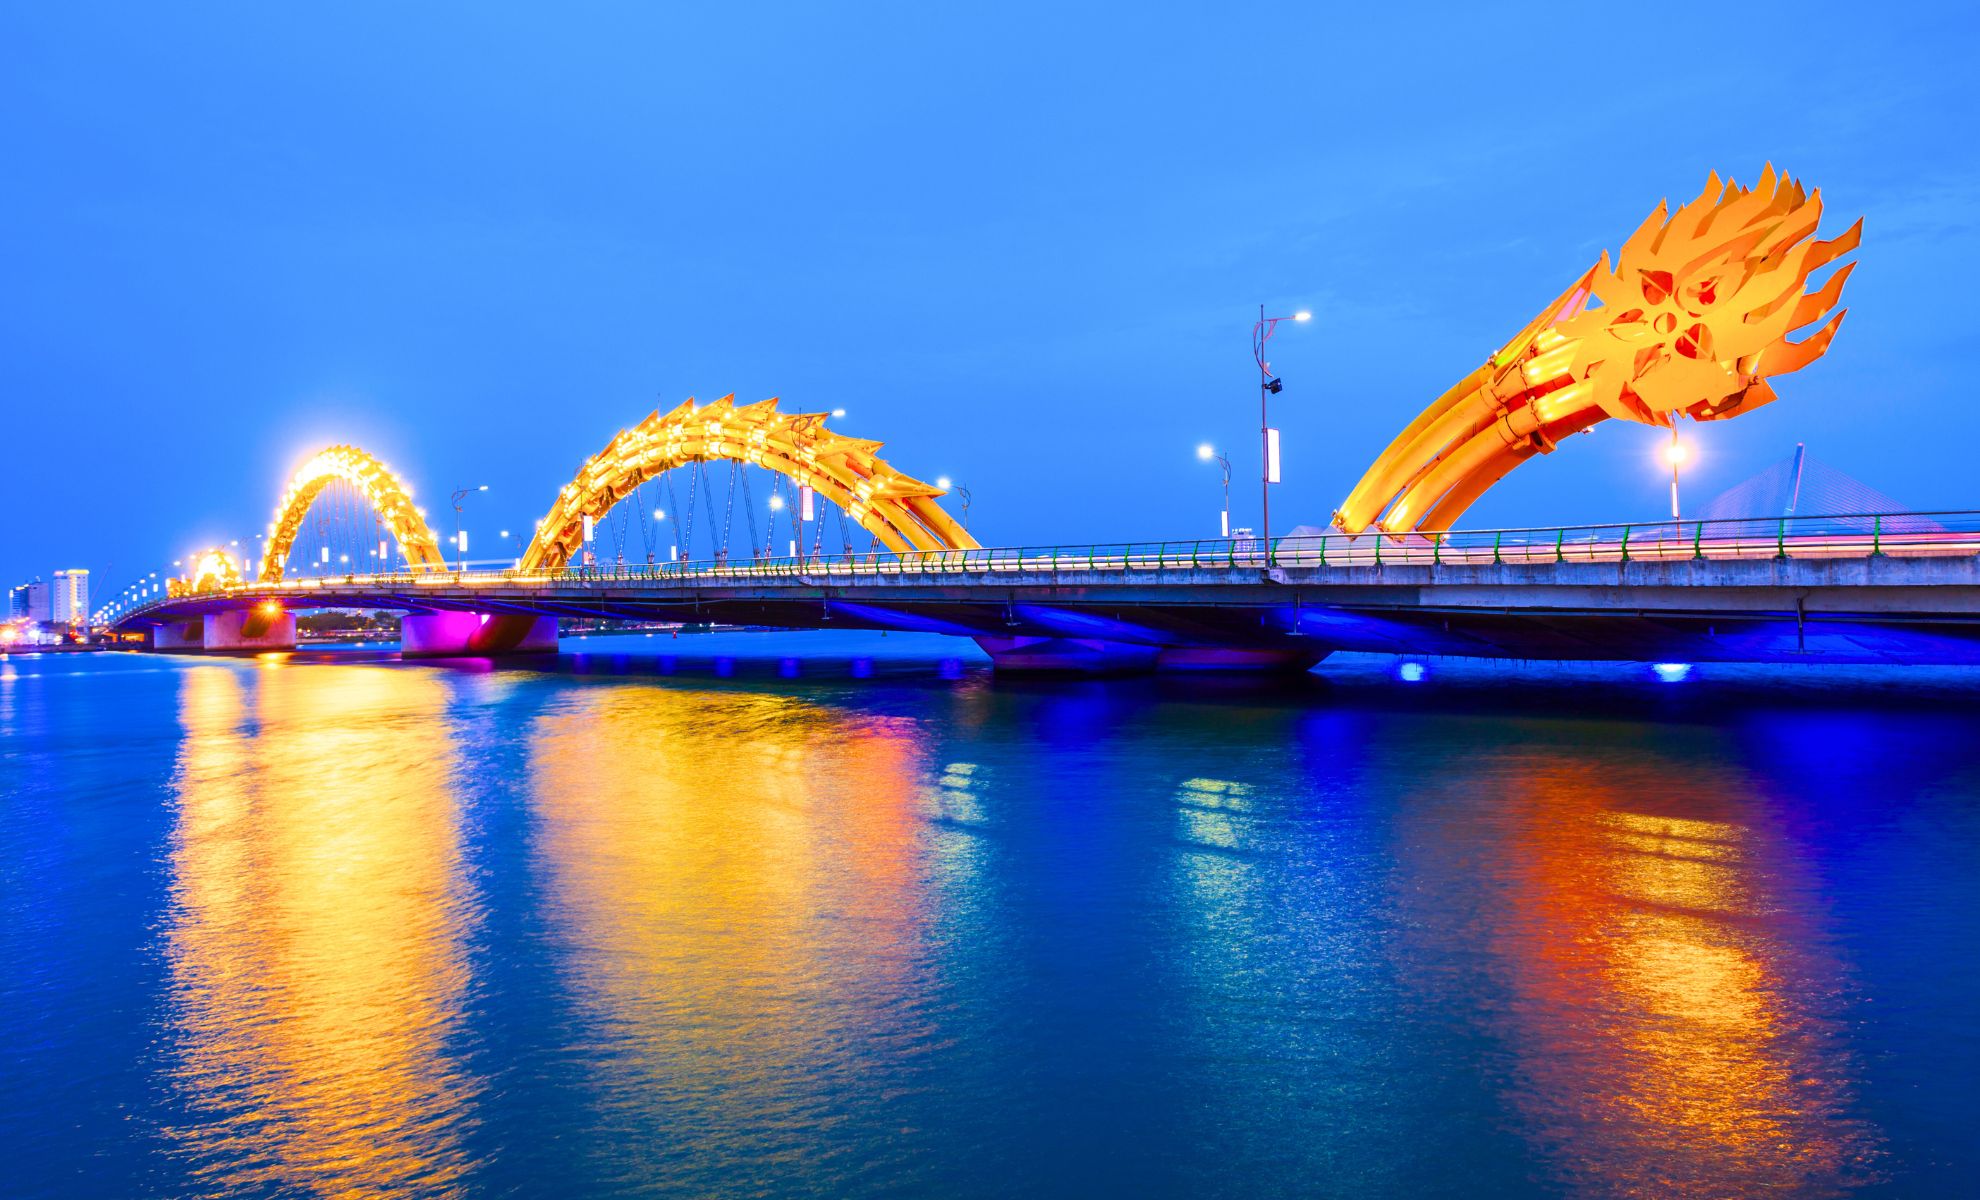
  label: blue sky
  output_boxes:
[4,2,1976,589]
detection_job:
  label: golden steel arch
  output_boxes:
[521,396,978,571]
[167,547,244,598]
[262,446,446,582]
[1335,167,1860,536]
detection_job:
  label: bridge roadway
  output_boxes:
[117,526,1980,671]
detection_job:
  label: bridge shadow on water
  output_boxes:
[259,629,1980,760]
[281,629,1980,727]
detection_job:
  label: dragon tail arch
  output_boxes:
[261,446,447,583]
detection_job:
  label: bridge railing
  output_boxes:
[481,509,1975,580]
[114,510,1980,619]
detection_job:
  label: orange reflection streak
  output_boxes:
[527,686,929,1147]
[162,664,478,1199]
[1483,758,1876,1196]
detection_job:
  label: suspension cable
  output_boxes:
[741,467,761,559]
[664,467,686,565]
[720,460,739,563]
[635,478,657,562]
[698,461,719,561]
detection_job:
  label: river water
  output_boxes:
[4,632,1978,1198]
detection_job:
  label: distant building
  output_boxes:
[52,569,89,626]
[13,579,51,623]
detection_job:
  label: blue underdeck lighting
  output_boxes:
[1652,662,1692,682]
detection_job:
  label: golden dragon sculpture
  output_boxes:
[1334,167,1860,536]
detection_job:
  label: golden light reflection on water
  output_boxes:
[526,684,932,1172]
[162,664,477,1199]
[1481,756,1877,1197]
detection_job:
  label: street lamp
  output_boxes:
[937,477,972,529]
[1252,306,1311,551]
[1660,421,1691,529]
[451,484,488,572]
[1198,443,1232,537]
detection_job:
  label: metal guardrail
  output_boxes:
[114,510,1980,620]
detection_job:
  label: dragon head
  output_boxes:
[1557,165,1859,428]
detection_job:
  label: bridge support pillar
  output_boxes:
[401,611,558,658]
[972,635,1160,675]
[150,610,298,653]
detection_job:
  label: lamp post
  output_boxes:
[451,484,488,572]
[1660,419,1690,534]
[1252,307,1311,552]
[1197,443,1232,537]
[937,477,972,530]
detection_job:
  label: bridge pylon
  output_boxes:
[399,612,558,658]
[150,607,298,654]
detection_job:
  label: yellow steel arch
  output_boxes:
[262,446,446,582]
[1335,167,1860,537]
[521,396,978,572]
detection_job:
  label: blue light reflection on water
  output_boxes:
[2,633,1979,1197]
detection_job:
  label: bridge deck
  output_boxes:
[114,517,1980,666]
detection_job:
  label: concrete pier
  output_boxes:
[150,609,298,653]
[972,636,1161,675]
[400,611,558,658]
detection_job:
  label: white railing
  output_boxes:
[115,510,1980,620]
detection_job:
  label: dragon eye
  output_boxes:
[1676,323,1713,360]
